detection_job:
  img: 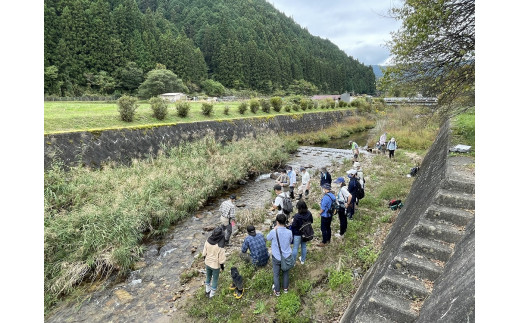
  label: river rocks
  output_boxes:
[270,172,280,179]
[238,179,248,185]
[114,289,133,303]
[159,243,177,258]
[203,225,215,232]
[144,245,159,258]
[236,203,246,207]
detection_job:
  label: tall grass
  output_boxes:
[44,134,290,313]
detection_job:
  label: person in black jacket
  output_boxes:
[320,167,332,191]
[347,169,359,220]
[290,200,313,265]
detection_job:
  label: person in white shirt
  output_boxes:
[297,167,310,200]
[271,184,291,225]
[287,166,297,199]
[333,177,352,237]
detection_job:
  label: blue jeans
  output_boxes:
[321,216,332,243]
[272,255,289,292]
[292,235,307,262]
[205,265,220,290]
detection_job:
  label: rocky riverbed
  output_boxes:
[46,145,365,323]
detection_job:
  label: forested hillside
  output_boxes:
[44,0,376,97]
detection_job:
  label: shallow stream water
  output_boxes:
[46,136,371,323]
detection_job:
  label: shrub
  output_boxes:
[284,104,291,112]
[313,100,319,109]
[338,100,348,107]
[260,99,271,113]
[300,98,311,111]
[117,95,138,122]
[271,97,283,112]
[276,292,301,322]
[176,101,191,118]
[291,103,300,112]
[249,99,260,113]
[324,98,335,109]
[328,268,353,290]
[201,102,214,116]
[238,102,248,114]
[149,97,169,120]
[223,105,230,115]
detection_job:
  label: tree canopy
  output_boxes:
[138,68,188,98]
[44,0,376,97]
[379,0,475,112]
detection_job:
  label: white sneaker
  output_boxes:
[334,233,341,238]
[299,256,304,265]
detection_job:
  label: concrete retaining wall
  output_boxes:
[44,110,357,170]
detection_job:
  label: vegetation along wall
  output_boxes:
[44,110,355,170]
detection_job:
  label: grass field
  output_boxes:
[44,101,356,133]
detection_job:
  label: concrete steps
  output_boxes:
[352,158,475,321]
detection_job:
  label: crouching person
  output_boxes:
[202,226,226,298]
[240,225,269,267]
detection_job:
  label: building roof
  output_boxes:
[160,93,185,96]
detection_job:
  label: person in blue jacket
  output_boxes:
[318,183,336,246]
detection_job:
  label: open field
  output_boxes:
[44,101,356,134]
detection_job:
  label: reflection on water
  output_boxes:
[309,131,371,150]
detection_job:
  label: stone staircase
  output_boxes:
[354,161,475,323]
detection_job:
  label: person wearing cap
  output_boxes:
[387,137,398,159]
[219,194,237,246]
[333,177,352,237]
[275,169,289,192]
[297,167,310,200]
[240,225,269,267]
[287,166,297,199]
[349,140,360,162]
[353,161,365,190]
[347,169,360,220]
[320,167,332,192]
[318,183,336,247]
[202,226,227,298]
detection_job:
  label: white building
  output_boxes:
[159,93,187,102]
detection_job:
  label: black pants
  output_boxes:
[347,200,355,219]
[338,206,348,235]
[389,149,395,158]
[289,186,295,199]
[321,216,332,243]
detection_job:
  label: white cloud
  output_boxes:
[269,0,401,65]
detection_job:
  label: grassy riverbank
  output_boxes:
[44,134,295,314]
[184,107,441,322]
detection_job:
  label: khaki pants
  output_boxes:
[297,184,309,196]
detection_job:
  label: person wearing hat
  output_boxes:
[287,166,297,199]
[202,226,227,298]
[347,169,360,220]
[320,167,332,192]
[219,194,237,246]
[387,137,398,159]
[318,183,336,247]
[333,177,352,237]
[352,161,365,190]
[297,167,311,200]
[271,184,291,225]
[240,225,269,267]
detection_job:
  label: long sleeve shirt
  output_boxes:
[241,233,269,266]
[202,241,226,270]
[320,192,336,217]
[266,226,293,261]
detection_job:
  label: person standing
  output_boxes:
[387,137,398,159]
[333,177,352,237]
[275,169,289,192]
[219,194,236,246]
[320,167,332,191]
[290,200,313,264]
[318,183,336,247]
[380,132,387,155]
[349,140,360,162]
[202,226,227,298]
[287,166,297,199]
[297,167,310,200]
[353,161,365,192]
[271,184,291,225]
[266,213,294,296]
[347,169,359,219]
[240,225,269,267]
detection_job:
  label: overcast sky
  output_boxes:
[268,0,402,66]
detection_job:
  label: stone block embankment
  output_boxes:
[341,119,475,322]
[44,110,355,170]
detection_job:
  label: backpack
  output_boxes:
[300,221,314,242]
[357,185,365,200]
[280,193,293,214]
[410,167,420,177]
[324,193,337,216]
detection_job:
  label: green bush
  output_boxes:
[201,102,214,116]
[271,96,283,112]
[260,98,271,113]
[176,101,191,118]
[276,292,301,322]
[117,95,138,122]
[284,104,291,112]
[328,268,353,290]
[249,99,260,113]
[338,100,348,107]
[238,102,248,114]
[292,103,300,112]
[149,97,169,120]
[223,105,230,115]
[300,98,311,111]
